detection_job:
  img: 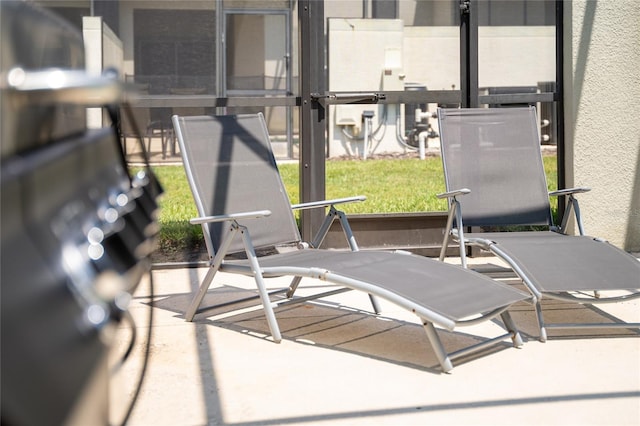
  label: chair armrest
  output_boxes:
[551,188,590,236]
[291,196,366,211]
[437,189,470,264]
[549,187,591,197]
[436,188,471,199]
[190,210,271,225]
[299,197,365,252]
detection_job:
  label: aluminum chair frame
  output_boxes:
[437,107,640,342]
[172,113,530,372]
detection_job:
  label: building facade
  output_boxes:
[35,0,640,251]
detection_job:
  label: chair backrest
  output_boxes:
[173,113,301,255]
[438,107,552,227]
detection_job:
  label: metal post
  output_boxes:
[458,0,478,257]
[459,0,478,108]
[555,0,566,221]
[299,0,326,241]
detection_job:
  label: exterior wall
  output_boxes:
[53,1,640,249]
[327,18,406,157]
[403,26,556,92]
[327,21,555,158]
[564,0,640,251]
[82,16,123,128]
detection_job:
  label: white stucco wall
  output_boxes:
[83,16,123,129]
[327,20,556,158]
[327,19,406,157]
[564,0,640,251]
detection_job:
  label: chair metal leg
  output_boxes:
[335,209,359,252]
[535,300,548,342]
[423,321,454,373]
[185,225,239,322]
[500,311,524,347]
[185,266,219,321]
[286,276,303,298]
[161,132,168,159]
[439,208,455,261]
[368,294,382,314]
[335,209,381,313]
[240,227,282,343]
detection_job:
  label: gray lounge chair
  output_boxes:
[172,113,530,372]
[436,107,640,341]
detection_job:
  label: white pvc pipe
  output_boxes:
[363,117,370,160]
[418,131,428,159]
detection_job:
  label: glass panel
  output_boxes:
[226,14,264,92]
[538,98,558,145]
[325,1,459,175]
[478,0,556,98]
[478,0,558,218]
[225,13,288,95]
[223,9,294,158]
[133,8,216,95]
[320,0,460,216]
[398,0,459,26]
[478,0,558,150]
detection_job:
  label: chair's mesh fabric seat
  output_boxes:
[472,232,640,293]
[227,250,528,322]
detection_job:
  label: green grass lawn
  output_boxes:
[153,156,557,254]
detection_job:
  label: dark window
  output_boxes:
[372,0,397,19]
[133,9,215,94]
[480,0,555,26]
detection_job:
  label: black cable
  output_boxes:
[118,269,154,426]
[110,310,137,375]
[103,81,160,424]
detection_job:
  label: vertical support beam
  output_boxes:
[458,0,477,256]
[555,0,566,221]
[459,0,478,108]
[298,0,326,241]
[215,0,225,106]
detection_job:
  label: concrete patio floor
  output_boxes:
[109,256,640,426]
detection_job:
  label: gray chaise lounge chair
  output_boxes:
[172,113,530,372]
[436,107,640,341]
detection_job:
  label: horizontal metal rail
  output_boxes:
[312,90,462,107]
[131,90,556,109]
[131,95,300,108]
[448,332,518,362]
[321,212,459,257]
[478,92,557,105]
